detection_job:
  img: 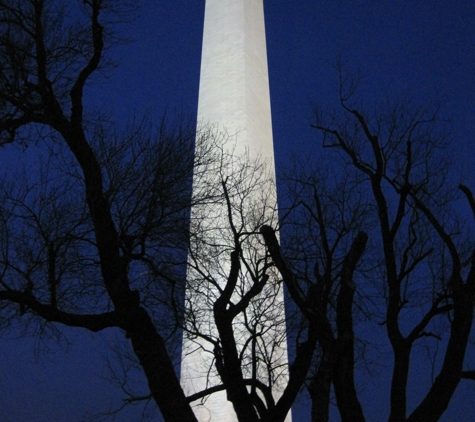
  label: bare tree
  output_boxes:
[261,159,370,422]
[178,135,308,422]
[297,73,475,421]
[0,1,199,420]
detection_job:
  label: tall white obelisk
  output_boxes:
[195,0,274,158]
[181,1,291,421]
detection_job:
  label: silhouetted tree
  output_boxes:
[267,158,372,422]
[257,82,475,421]
[317,98,474,421]
[0,1,199,420]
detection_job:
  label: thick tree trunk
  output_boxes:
[309,350,333,422]
[126,308,197,422]
[213,314,260,421]
[388,345,410,422]
[406,290,473,422]
[333,232,366,422]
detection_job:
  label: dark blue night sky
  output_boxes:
[1,1,474,421]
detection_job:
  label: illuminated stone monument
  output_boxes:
[181,1,291,420]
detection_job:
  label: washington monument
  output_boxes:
[181,1,291,421]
